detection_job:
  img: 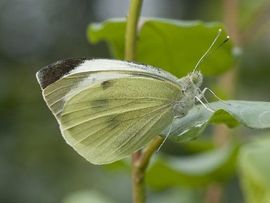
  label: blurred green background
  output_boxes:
[1,0,270,203]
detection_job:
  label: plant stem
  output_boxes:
[125,0,143,61]
[132,137,164,203]
[125,0,154,203]
[205,183,223,203]
[213,0,240,148]
[132,151,144,203]
[124,1,164,202]
[206,1,241,202]
[139,136,164,172]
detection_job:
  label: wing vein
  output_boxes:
[111,107,170,156]
[74,104,171,148]
[62,102,172,130]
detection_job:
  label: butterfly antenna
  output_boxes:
[217,35,230,49]
[193,29,223,74]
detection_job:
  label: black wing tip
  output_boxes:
[36,57,87,89]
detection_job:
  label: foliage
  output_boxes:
[147,144,238,188]
[88,18,234,77]
[165,100,270,142]
[239,136,270,203]
[85,16,270,203]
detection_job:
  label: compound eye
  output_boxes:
[181,89,186,94]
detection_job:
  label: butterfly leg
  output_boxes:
[200,87,231,107]
[195,96,214,112]
[197,88,210,103]
[156,118,175,152]
[201,87,224,101]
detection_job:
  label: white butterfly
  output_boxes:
[36,30,224,164]
[36,58,204,164]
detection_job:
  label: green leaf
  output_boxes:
[62,190,116,203]
[164,100,270,142]
[147,144,238,188]
[87,18,234,77]
[89,19,126,59]
[238,136,270,203]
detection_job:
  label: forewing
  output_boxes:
[37,58,179,119]
[60,77,181,164]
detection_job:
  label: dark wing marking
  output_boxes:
[36,58,86,88]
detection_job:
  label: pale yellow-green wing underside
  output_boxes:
[38,59,183,164]
[59,76,180,164]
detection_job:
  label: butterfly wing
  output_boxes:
[61,76,181,164]
[37,58,179,118]
[37,59,182,164]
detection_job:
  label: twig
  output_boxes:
[132,137,164,203]
[205,0,241,202]
[124,1,165,202]
[125,0,143,61]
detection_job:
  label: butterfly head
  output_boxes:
[189,71,203,88]
[173,71,203,117]
[177,70,203,93]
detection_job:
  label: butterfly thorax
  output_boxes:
[172,71,203,117]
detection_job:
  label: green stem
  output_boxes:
[205,0,241,202]
[124,0,144,202]
[125,0,143,61]
[124,1,164,202]
[132,137,164,203]
[139,136,164,172]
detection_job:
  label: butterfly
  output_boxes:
[36,58,204,164]
[36,29,225,164]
